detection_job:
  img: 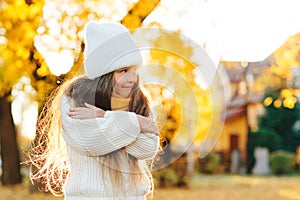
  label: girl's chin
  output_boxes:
[119,93,131,98]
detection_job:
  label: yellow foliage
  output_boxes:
[263,96,273,107]
[0,0,44,95]
[37,63,50,77]
[121,0,160,30]
[141,29,215,146]
[283,96,296,109]
[143,84,181,143]
[280,88,294,99]
[273,99,282,108]
[263,33,300,87]
[1,0,159,103]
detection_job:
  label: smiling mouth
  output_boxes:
[123,86,133,89]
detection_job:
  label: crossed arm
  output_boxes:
[60,95,159,159]
[68,102,159,135]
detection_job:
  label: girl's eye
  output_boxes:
[121,69,127,73]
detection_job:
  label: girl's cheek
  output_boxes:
[114,73,122,83]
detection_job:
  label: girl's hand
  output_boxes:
[68,103,105,119]
[137,115,159,136]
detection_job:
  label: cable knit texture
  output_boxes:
[60,95,159,200]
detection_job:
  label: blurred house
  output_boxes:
[213,61,267,172]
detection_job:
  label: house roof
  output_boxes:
[223,93,263,122]
[219,60,269,122]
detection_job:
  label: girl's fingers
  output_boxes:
[67,111,75,117]
[70,107,79,112]
[69,105,102,119]
[70,107,88,112]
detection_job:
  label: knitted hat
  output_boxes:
[84,21,143,79]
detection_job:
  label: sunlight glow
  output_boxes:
[11,77,38,140]
[144,0,300,62]
[45,50,74,76]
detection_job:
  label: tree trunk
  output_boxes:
[0,93,22,185]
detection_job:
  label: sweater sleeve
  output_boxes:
[124,133,159,160]
[60,95,141,156]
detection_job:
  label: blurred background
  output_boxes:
[1,0,300,199]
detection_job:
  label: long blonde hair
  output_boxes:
[27,73,154,196]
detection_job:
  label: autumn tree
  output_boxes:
[246,32,300,172]
[256,32,300,91]
[256,32,300,152]
[260,87,300,152]
[0,0,44,185]
[142,29,221,148]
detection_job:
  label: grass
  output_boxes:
[1,174,300,200]
[153,174,300,200]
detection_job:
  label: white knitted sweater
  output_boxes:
[60,95,159,200]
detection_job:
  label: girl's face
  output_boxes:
[113,66,138,98]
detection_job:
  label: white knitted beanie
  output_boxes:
[84,21,143,79]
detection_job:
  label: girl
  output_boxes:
[28,21,160,200]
